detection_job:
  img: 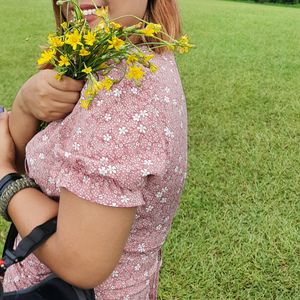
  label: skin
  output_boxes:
[61,0,148,28]
[0,0,149,288]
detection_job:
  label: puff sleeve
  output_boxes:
[54,78,168,208]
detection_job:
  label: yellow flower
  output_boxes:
[126,54,138,65]
[98,62,108,69]
[48,34,64,48]
[80,48,91,56]
[84,31,96,46]
[126,65,145,82]
[149,63,158,73]
[177,35,192,54]
[95,6,109,18]
[110,21,122,30]
[65,29,82,50]
[140,23,161,37]
[108,36,125,51]
[55,73,63,80]
[82,66,92,74]
[80,99,91,109]
[61,22,68,30]
[143,54,155,63]
[101,77,114,91]
[37,49,56,65]
[58,55,70,67]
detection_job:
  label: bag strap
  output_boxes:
[0,218,57,276]
[2,224,18,258]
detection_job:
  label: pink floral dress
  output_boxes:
[3,50,188,299]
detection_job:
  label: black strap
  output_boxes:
[0,173,22,195]
[2,224,18,258]
[0,218,57,276]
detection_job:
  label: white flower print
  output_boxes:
[29,158,36,166]
[160,197,167,203]
[119,127,128,135]
[103,134,112,142]
[121,195,129,204]
[48,178,55,185]
[64,152,71,158]
[140,110,148,118]
[113,88,122,97]
[131,87,138,94]
[21,53,188,293]
[132,113,141,122]
[164,96,170,103]
[104,114,112,122]
[164,127,174,138]
[76,127,82,135]
[42,135,48,142]
[153,94,159,101]
[39,153,45,160]
[156,191,163,198]
[138,243,145,252]
[99,157,109,164]
[107,165,117,174]
[99,167,108,176]
[137,124,147,134]
[146,205,153,213]
[144,271,149,278]
[72,142,80,151]
[96,99,104,106]
[112,271,119,278]
[141,169,150,177]
[83,176,90,183]
[156,224,162,231]
[144,160,153,166]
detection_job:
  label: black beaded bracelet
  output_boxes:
[0,173,22,195]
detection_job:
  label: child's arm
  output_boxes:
[9,70,84,173]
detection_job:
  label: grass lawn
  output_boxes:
[1,0,300,298]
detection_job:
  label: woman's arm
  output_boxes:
[1,95,135,290]
[8,187,136,289]
[9,70,84,173]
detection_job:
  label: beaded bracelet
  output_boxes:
[0,176,40,221]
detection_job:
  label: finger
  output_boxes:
[0,112,9,132]
[47,71,85,92]
[46,84,81,104]
[49,101,76,114]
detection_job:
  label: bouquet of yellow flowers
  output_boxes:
[38,0,193,109]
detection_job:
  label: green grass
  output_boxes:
[1,0,300,299]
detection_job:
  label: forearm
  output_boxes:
[7,188,106,289]
[9,90,40,173]
[7,189,69,284]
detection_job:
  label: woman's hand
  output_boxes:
[0,112,17,179]
[15,70,84,123]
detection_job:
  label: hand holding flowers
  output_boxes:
[38,0,194,109]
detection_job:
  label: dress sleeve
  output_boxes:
[54,76,167,208]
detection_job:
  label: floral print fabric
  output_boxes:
[3,50,188,299]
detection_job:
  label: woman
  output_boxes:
[0,0,187,298]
